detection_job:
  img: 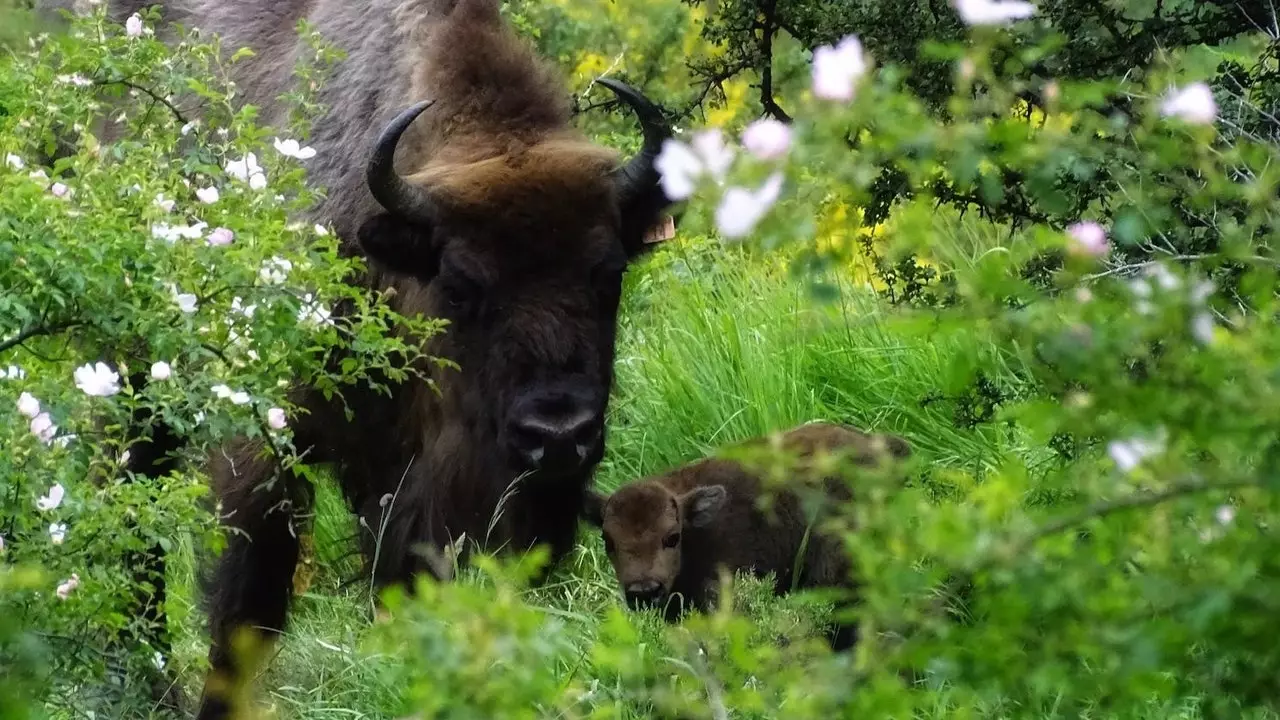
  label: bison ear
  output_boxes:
[355,212,440,279]
[682,485,727,528]
[582,488,609,527]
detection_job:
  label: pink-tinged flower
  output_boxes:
[225,153,267,189]
[50,182,70,198]
[273,138,317,160]
[125,13,143,38]
[150,361,172,381]
[267,407,287,430]
[1216,504,1236,526]
[207,227,235,246]
[741,119,792,160]
[74,361,121,397]
[1160,83,1217,125]
[5,153,24,170]
[56,573,80,600]
[1074,287,1093,303]
[196,186,220,204]
[953,0,1036,25]
[36,483,65,511]
[49,522,67,545]
[1107,431,1165,473]
[654,129,736,201]
[17,392,40,418]
[715,172,785,240]
[811,35,867,101]
[1066,221,1108,256]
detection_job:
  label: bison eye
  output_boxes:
[437,273,482,312]
[662,532,681,549]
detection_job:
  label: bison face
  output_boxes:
[584,482,727,610]
[358,207,635,478]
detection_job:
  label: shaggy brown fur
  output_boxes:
[61,0,676,717]
[583,422,912,651]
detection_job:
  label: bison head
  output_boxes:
[355,80,671,481]
[583,481,726,610]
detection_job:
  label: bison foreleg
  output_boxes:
[197,439,314,720]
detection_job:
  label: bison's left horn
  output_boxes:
[367,99,439,223]
[597,78,672,209]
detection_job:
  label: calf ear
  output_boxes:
[876,433,912,459]
[682,485,727,528]
[355,212,440,280]
[582,488,609,527]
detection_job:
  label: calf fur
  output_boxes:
[583,421,911,651]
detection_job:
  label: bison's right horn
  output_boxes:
[367,100,438,223]
[596,78,672,210]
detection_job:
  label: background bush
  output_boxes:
[2,1,1280,719]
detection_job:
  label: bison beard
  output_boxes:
[73,0,675,717]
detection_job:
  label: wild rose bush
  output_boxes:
[0,10,441,716]
[377,7,1280,720]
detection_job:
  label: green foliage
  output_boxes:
[4,3,1280,720]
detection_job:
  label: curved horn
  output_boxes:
[366,99,438,223]
[597,78,672,208]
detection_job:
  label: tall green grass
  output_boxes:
[161,237,1023,717]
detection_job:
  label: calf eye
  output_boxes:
[663,532,681,549]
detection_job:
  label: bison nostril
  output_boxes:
[624,579,665,607]
[508,402,602,472]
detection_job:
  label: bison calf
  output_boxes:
[583,421,911,650]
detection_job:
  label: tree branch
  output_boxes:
[758,0,792,122]
[0,319,82,355]
[95,78,188,124]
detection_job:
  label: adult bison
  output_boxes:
[72,0,674,716]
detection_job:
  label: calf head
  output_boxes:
[355,81,670,481]
[583,481,727,609]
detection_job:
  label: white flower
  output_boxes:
[1160,82,1218,125]
[150,361,172,380]
[151,221,208,244]
[812,35,868,101]
[49,522,67,545]
[17,392,41,418]
[267,407,287,430]
[231,296,257,319]
[5,153,24,170]
[715,172,785,240]
[1191,312,1215,344]
[56,573,80,600]
[953,0,1037,25]
[1107,431,1165,473]
[180,121,199,136]
[153,193,175,213]
[314,224,329,236]
[125,13,143,38]
[230,391,251,405]
[4,365,25,380]
[207,227,234,246]
[74,361,121,397]
[196,186,220,204]
[1147,263,1181,291]
[36,483,65,511]
[258,256,293,285]
[152,652,166,670]
[166,284,199,314]
[1216,504,1236,526]
[225,153,267,189]
[273,137,317,160]
[56,74,92,87]
[211,384,233,399]
[741,119,792,160]
[654,129,736,201]
[0,535,5,554]
[194,411,206,424]
[28,169,48,183]
[54,434,76,449]
[297,294,333,327]
[1066,221,1108,256]
[50,182,70,198]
